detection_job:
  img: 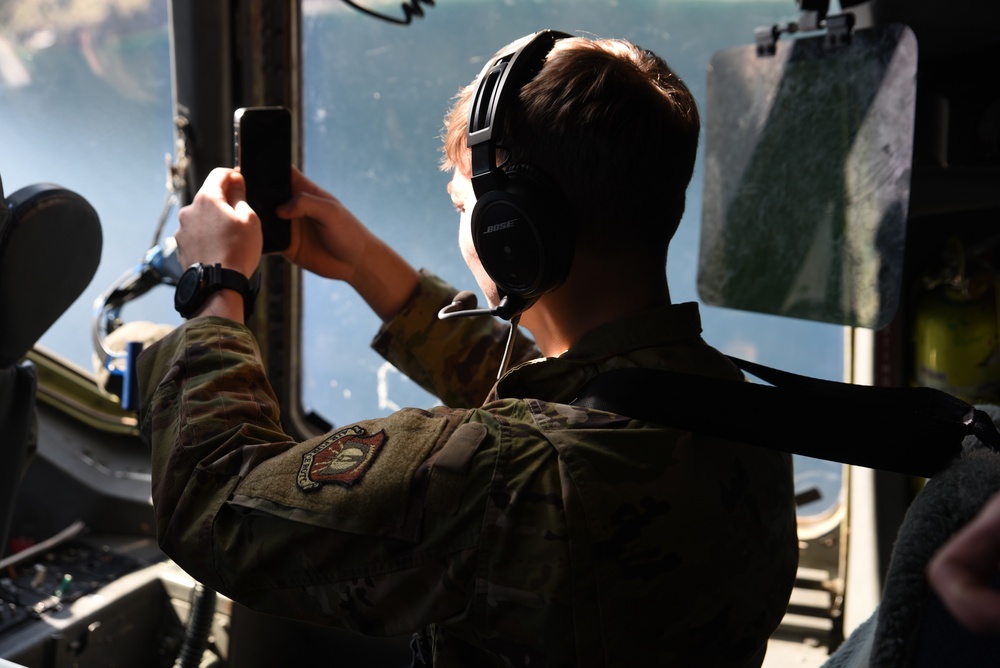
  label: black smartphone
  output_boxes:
[234,106,292,253]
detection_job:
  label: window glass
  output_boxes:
[300,0,844,517]
[0,1,179,368]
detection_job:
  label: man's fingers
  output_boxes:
[290,166,335,199]
[233,199,259,226]
[928,492,1000,632]
[224,170,248,209]
[277,191,337,222]
[200,167,237,199]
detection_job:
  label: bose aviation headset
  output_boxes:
[465,29,575,321]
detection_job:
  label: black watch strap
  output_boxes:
[175,263,261,320]
[209,264,261,320]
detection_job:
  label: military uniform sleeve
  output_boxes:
[136,317,294,548]
[372,269,541,407]
[136,317,501,636]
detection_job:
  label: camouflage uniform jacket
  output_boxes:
[137,270,798,668]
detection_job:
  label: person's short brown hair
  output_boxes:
[442,35,700,264]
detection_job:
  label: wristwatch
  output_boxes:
[174,262,261,320]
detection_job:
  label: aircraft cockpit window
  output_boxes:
[0,0,179,373]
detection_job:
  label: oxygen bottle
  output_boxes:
[913,237,1000,405]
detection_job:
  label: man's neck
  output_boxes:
[520,252,671,357]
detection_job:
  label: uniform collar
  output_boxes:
[492,302,704,403]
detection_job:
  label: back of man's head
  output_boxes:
[442,34,700,267]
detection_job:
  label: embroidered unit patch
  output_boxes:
[297,425,388,491]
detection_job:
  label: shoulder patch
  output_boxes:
[297,425,387,491]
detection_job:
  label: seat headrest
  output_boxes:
[0,181,103,367]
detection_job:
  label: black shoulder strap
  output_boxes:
[572,357,1000,479]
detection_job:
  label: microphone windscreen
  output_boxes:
[452,290,479,310]
[438,290,485,319]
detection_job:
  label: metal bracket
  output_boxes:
[754,11,856,57]
[825,13,856,50]
[755,24,782,57]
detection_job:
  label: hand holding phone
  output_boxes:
[234,107,292,253]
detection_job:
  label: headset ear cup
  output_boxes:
[471,164,574,300]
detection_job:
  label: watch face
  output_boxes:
[174,265,203,313]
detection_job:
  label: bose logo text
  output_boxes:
[485,219,517,234]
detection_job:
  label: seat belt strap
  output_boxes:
[571,358,1000,478]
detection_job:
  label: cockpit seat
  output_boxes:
[0,173,102,559]
[822,408,1000,667]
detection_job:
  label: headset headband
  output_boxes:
[466,30,571,198]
